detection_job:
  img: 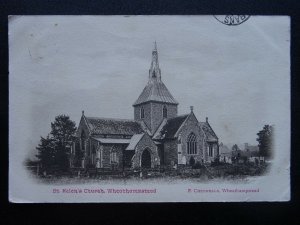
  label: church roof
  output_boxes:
[85,117,143,135]
[154,114,189,139]
[199,122,218,142]
[91,137,131,144]
[133,42,178,106]
[126,133,144,150]
[133,80,178,106]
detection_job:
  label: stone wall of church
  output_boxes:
[76,116,90,138]
[205,142,219,163]
[73,116,92,168]
[101,145,111,168]
[131,134,159,168]
[150,102,177,134]
[89,139,98,166]
[203,141,208,162]
[76,136,127,170]
[134,102,177,134]
[176,113,205,165]
[134,103,152,130]
[100,144,124,169]
[163,140,178,166]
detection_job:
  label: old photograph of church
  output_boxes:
[9,16,290,202]
[73,42,219,171]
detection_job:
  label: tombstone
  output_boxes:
[170,160,174,167]
[96,159,100,168]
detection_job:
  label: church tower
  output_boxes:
[133,42,178,134]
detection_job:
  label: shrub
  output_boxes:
[189,156,195,166]
[192,161,202,169]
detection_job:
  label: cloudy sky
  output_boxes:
[9,16,290,158]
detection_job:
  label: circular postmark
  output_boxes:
[213,15,250,26]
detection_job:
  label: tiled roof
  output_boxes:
[243,150,259,157]
[126,134,144,150]
[233,149,259,157]
[219,144,231,155]
[133,80,178,106]
[91,137,131,144]
[133,43,178,106]
[199,122,218,142]
[155,114,189,139]
[220,152,232,157]
[85,117,143,135]
[245,145,259,152]
[219,144,232,156]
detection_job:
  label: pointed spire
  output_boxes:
[149,41,161,81]
[133,42,178,106]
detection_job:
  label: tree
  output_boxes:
[256,125,274,159]
[51,115,77,170]
[36,135,56,170]
[232,144,239,151]
[231,144,240,163]
[36,115,77,172]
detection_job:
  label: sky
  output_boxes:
[9,16,290,159]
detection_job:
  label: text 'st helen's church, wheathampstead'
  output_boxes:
[70,43,219,170]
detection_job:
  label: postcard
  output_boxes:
[9,15,290,202]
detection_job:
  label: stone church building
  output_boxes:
[70,43,219,170]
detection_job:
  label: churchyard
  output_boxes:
[29,161,270,184]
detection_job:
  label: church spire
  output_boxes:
[133,42,178,107]
[149,41,161,81]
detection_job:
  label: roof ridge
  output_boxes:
[156,113,190,139]
[86,117,136,122]
[205,120,218,139]
[168,114,189,120]
[199,121,218,140]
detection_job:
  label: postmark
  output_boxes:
[213,15,250,26]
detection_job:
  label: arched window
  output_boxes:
[81,130,86,151]
[163,105,167,118]
[140,107,145,119]
[208,144,213,157]
[187,133,197,155]
[92,146,96,165]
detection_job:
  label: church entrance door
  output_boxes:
[141,149,151,168]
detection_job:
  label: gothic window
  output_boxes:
[163,105,167,118]
[187,133,197,155]
[208,144,213,157]
[81,130,86,151]
[140,107,145,119]
[110,152,118,163]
